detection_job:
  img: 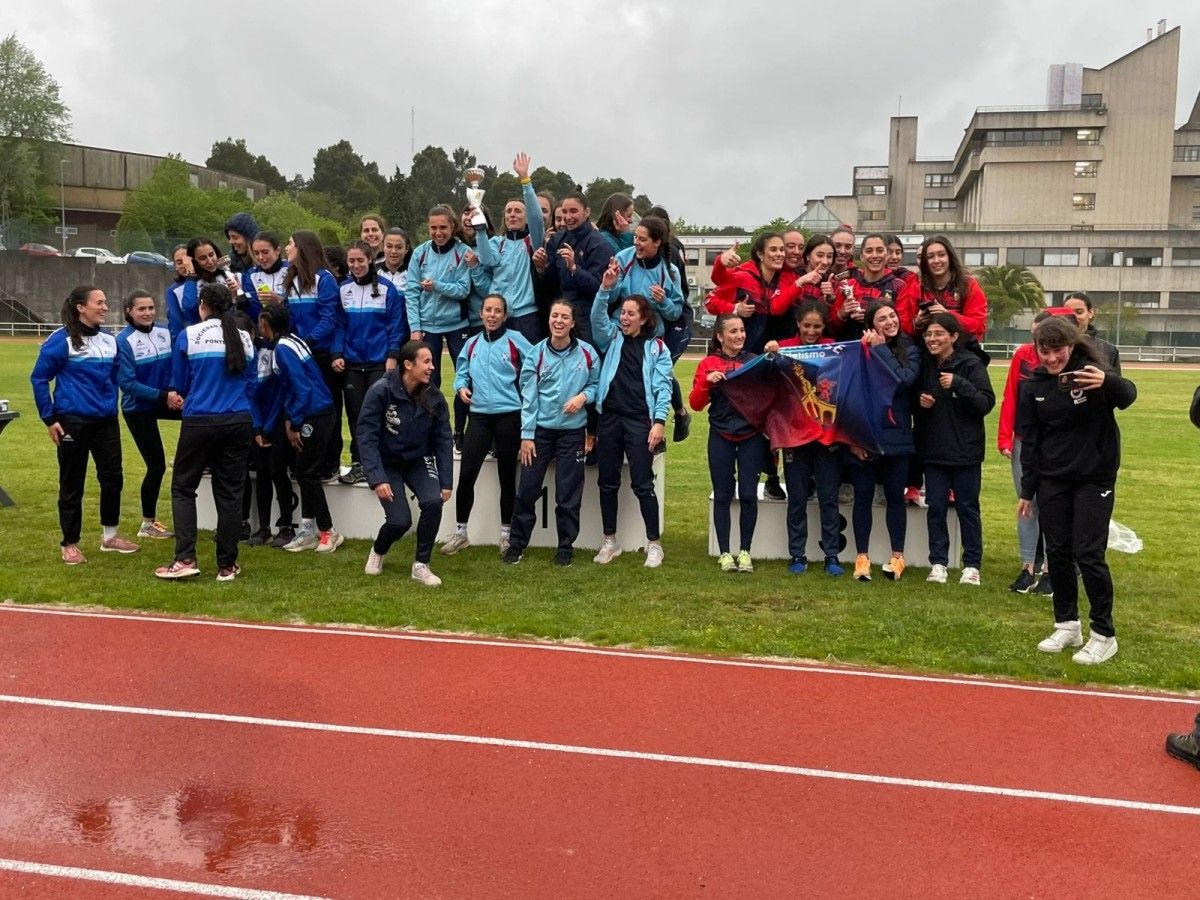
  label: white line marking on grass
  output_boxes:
[1,605,1195,706]
[2,692,1198,820]
[0,856,331,899]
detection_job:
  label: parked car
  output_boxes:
[125,250,171,268]
[73,247,126,264]
[20,243,62,257]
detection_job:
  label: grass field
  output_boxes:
[1,336,1197,692]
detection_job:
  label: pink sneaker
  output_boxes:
[155,559,200,579]
[61,544,87,565]
[100,535,140,554]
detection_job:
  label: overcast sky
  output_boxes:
[9,1,1200,226]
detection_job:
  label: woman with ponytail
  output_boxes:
[31,286,139,564]
[335,240,409,485]
[155,283,256,581]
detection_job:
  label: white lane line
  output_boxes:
[1,604,1195,706]
[0,856,331,899]
[2,692,1197,819]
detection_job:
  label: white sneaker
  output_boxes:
[282,528,319,552]
[441,531,470,555]
[1038,620,1083,653]
[1073,633,1118,665]
[593,538,622,565]
[926,564,948,584]
[499,533,511,556]
[315,528,344,554]
[645,541,664,568]
[364,549,384,576]
[959,566,981,586]
[411,562,442,587]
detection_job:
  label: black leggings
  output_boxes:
[708,430,766,554]
[253,434,297,528]
[123,410,167,520]
[456,410,521,525]
[56,416,123,546]
[343,363,386,462]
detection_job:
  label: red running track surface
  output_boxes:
[0,605,1196,898]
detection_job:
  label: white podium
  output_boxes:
[197,454,664,552]
[707,485,959,566]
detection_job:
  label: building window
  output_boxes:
[705,249,724,266]
[1074,161,1099,178]
[1008,248,1043,266]
[1174,146,1200,162]
[923,199,957,211]
[1090,291,1162,309]
[1170,292,1200,310]
[924,174,953,188]
[1080,93,1103,109]
[188,173,200,187]
[859,210,886,222]
[985,129,1062,147]
[856,184,887,196]
[685,248,700,264]
[1043,249,1080,266]
[1173,248,1200,266]
[1076,129,1100,145]
[1193,205,1200,221]
[962,248,998,267]
[1192,177,1200,191]
[1089,248,1164,267]
[1072,193,1096,210]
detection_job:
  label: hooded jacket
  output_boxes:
[689,349,757,439]
[260,335,334,434]
[407,238,471,333]
[913,345,995,466]
[542,220,612,312]
[705,265,800,354]
[867,336,920,457]
[518,336,600,438]
[356,369,454,490]
[452,326,532,415]
[1016,350,1136,498]
[590,292,673,422]
[897,275,989,342]
[599,246,684,337]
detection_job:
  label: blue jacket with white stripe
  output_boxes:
[285,269,342,353]
[333,275,409,364]
[116,323,173,412]
[31,326,119,423]
[170,319,256,420]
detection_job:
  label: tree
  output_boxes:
[974,264,1045,329]
[115,156,246,254]
[206,138,286,192]
[1094,299,1146,346]
[584,177,639,212]
[736,218,794,262]
[310,140,385,211]
[0,33,71,224]
[529,166,578,201]
[252,194,345,246]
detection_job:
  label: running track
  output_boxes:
[0,605,1196,898]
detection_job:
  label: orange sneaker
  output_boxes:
[854,553,871,581]
[883,554,906,581]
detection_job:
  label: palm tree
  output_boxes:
[974,264,1045,330]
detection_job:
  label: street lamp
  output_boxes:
[1113,250,1124,346]
[59,159,70,255]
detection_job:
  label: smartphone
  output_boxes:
[1058,371,1085,390]
[918,300,934,312]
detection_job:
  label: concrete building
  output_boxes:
[2,142,268,253]
[801,24,1200,341]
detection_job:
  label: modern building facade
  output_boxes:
[799,24,1200,341]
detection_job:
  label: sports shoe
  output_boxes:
[644,541,664,568]
[736,549,754,573]
[320,472,340,485]
[270,526,295,549]
[882,554,905,581]
[100,535,139,554]
[854,553,871,581]
[441,531,471,556]
[1032,575,1054,597]
[1165,717,1200,770]
[673,410,691,442]
[315,529,344,554]
[553,548,573,567]
[338,462,366,485]
[411,561,442,586]
[959,566,981,586]
[593,538,622,565]
[1072,633,1118,665]
[1037,620,1083,653]
[501,546,522,565]
[837,483,854,505]
[824,557,844,577]
[499,533,511,556]
[282,528,319,552]
[246,527,272,547]
[904,486,920,505]
[453,433,464,456]
[926,564,948,584]
[1009,569,1037,593]
[61,544,87,565]
[763,476,786,501]
[364,549,384,576]
[216,564,241,582]
[239,520,252,543]
[788,558,808,575]
[137,521,174,540]
[155,559,199,579]
[718,552,737,573]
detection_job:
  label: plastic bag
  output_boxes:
[1108,519,1142,554]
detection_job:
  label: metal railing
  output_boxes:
[0,321,58,337]
[974,103,1106,114]
[981,342,1200,362]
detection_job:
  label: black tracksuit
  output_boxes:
[913,346,995,567]
[1017,353,1137,636]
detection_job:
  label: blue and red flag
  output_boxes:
[720,341,901,453]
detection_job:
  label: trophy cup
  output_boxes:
[464,167,487,227]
